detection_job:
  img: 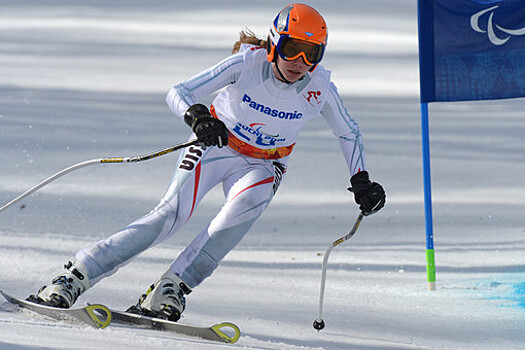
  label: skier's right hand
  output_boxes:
[184,104,229,148]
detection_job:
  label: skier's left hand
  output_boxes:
[349,171,386,216]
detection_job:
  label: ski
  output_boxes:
[0,290,111,329]
[108,309,241,344]
[1,290,239,343]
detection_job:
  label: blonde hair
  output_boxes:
[232,29,268,54]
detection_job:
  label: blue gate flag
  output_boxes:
[418,0,525,102]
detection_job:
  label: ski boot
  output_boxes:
[28,261,90,308]
[127,269,191,322]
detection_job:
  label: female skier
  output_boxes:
[30,3,386,322]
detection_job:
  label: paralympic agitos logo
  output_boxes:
[470,5,525,46]
[233,122,286,147]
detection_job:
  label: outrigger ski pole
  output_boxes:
[313,211,365,331]
[0,139,199,214]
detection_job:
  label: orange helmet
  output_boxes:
[267,4,328,70]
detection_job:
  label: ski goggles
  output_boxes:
[276,37,325,66]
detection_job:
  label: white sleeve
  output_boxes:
[166,53,245,119]
[320,82,366,176]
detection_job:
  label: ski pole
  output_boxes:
[313,211,364,331]
[0,139,199,214]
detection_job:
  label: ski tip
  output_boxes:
[0,290,15,303]
[210,322,241,344]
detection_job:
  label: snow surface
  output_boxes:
[1,1,524,349]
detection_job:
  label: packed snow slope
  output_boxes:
[1,1,524,349]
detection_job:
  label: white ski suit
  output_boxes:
[74,45,365,288]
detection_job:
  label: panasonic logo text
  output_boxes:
[242,94,303,120]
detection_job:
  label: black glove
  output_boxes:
[349,171,386,216]
[184,104,229,148]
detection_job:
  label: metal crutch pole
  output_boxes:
[0,139,199,214]
[313,211,365,331]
